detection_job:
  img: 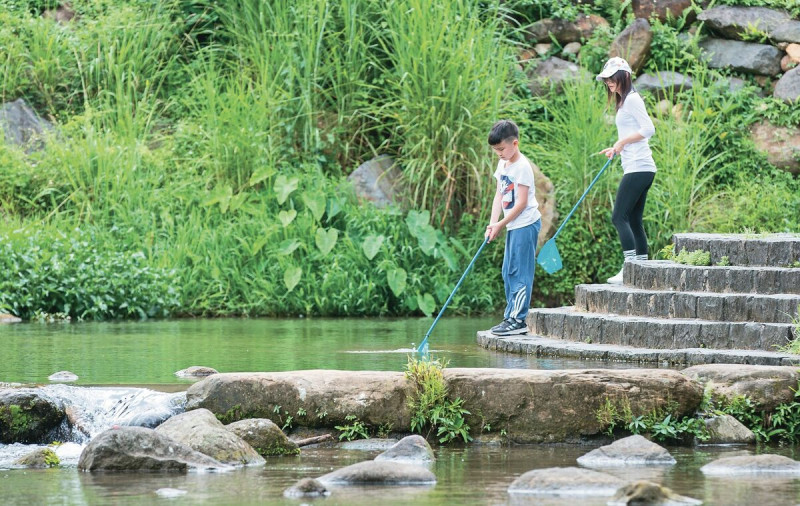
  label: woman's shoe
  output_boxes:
[607,267,624,284]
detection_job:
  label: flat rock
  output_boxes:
[337,438,399,451]
[284,478,329,498]
[701,454,800,475]
[155,408,265,466]
[0,389,65,444]
[681,364,800,411]
[525,15,608,44]
[577,435,676,467]
[226,418,298,456]
[374,435,434,464]
[609,19,652,73]
[78,426,228,472]
[698,6,792,40]
[317,460,436,486]
[699,38,783,76]
[704,414,756,444]
[774,67,800,105]
[507,466,624,496]
[608,480,702,505]
[174,366,219,378]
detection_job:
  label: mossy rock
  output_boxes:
[0,390,65,444]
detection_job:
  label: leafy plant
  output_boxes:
[672,248,711,266]
[335,414,369,441]
[405,355,472,443]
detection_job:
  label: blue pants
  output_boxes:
[502,219,540,321]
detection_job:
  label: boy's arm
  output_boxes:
[486,183,529,242]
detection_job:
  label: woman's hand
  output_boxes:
[601,140,625,158]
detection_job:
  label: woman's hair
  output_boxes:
[604,69,632,111]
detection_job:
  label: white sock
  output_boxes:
[635,254,648,261]
[623,250,636,262]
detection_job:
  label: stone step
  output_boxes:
[526,307,796,351]
[477,332,800,367]
[673,233,800,267]
[575,284,800,324]
[625,260,800,295]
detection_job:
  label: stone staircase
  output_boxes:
[478,233,800,366]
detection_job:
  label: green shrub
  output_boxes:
[672,248,711,266]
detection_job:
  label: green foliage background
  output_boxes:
[0,0,798,319]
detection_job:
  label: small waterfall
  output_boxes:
[38,384,186,443]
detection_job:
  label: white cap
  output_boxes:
[596,57,632,81]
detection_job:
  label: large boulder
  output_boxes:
[681,364,800,412]
[749,120,800,173]
[77,426,228,472]
[699,38,783,76]
[697,7,792,41]
[374,435,434,464]
[0,99,54,152]
[185,371,411,430]
[774,67,800,104]
[507,466,625,496]
[608,480,702,505]
[632,0,692,22]
[700,454,800,476]
[226,418,299,456]
[443,368,703,444]
[704,414,756,444]
[525,15,609,44]
[347,155,404,209]
[634,71,693,99]
[317,460,436,486]
[155,409,264,466]
[0,389,65,443]
[527,57,590,96]
[609,19,653,73]
[576,435,676,467]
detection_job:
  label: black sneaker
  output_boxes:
[490,318,527,336]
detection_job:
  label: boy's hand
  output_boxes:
[485,223,503,242]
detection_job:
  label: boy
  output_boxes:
[485,120,541,336]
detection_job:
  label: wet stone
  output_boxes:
[701,454,800,476]
[577,435,676,467]
[508,466,624,496]
[284,478,329,498]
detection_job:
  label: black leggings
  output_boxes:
[612,171,654,255]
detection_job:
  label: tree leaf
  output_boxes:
[274,175,299,205]
[302,192,326,221]
[315,228,338,256]
[283,266,302,291]
[387,268,407,297]
[277,239,301,255]
[361,235,384,260]
[278,210,297,227]
[417,293,436,317]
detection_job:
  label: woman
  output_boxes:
[597,57,656,284]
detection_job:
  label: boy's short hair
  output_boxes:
[487,120,519,145]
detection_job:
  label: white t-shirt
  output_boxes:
[616,91,657,174]
[493,155,541,230]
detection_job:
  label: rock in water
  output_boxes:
[704,414,756,444]
[0,389,65,443]
[174,366,219,378]
[155,488,187,498]
[608,480,702,505]
[317,460,436,486]
[701,454,800,476]
[78,426,228,472]
[283,478,329,498]
[226,418,299,456]
[0,313,22,324]
[155,408,265,466]
[577,435,676,467]
[374,435,435,464]
[13,447,59,468]
[507,467,624,496]
[682,364,800,411]
[49,371,78,382]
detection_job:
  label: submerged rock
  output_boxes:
[283,478,330,498]
[155,488,188,498]
[175,366,219,378]
[608,480,702,505]
[577,435,676,467]
[701,454,800,476]
[48,371,78,382]
[0,313,22,324]
[336,438,398,451]
[78,426,227,472]
[226,418,298,456]
[13,447,59,468]
[374,435,435,464]
[317,460,436,486]
[703,414,756,444]
[0,389,65,444]
[155,408,265,466]
[507,466,624,496]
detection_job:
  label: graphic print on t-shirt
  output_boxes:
[500,175,515,210]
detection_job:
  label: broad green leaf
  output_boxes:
[327,197,345,220]
[315,228,338,256]
[417,293,436,317]
[416,227,438,256]
[251,235,269,255]
[249,165,276,187]
[435,284,452,305]
[274,175,299,205]
[277,239,301,255]
[387,268,407,297]
[202,185,233,214]
[405,210,431,237]
[278,210,297,227]
[438,245,459,272]
[302,192,326,221]
[229,191,250,212]
[404,294,418,311]
[361,235,384,260]
[284,266,302,291]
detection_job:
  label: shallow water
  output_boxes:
[0,317,658,385]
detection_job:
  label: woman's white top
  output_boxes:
[616,91,656,174]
